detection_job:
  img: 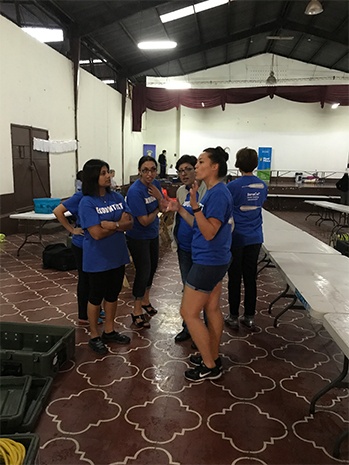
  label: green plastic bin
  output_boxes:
[0,434,40,465]
[0,376,32,433]
[19,376,53,432]
[0,322,75,378]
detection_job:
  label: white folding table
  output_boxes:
[268,252,349,324]
[10,210,71,256]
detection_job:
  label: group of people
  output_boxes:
[54,146,267,381]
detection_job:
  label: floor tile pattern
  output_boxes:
[0,212,348,464]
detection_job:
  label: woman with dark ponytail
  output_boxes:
[167,146,234,381]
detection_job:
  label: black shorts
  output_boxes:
[88,266,125,306]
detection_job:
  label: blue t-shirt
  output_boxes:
[79,191,131,272]
[126,178,162,240]
[175,187,199,252]
[227,175,268,248]
[191,183,233,266]
[62,191,83,248]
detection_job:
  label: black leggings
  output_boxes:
[126,236,159,299]
[227,243,261,318]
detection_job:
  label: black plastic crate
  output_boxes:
[0,434,40,465]
[0,376,32,433]
[0,322,75,378]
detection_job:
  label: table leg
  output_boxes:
[333,428,349,459]
[268,284,290,314]
[309,356,349,414]
[16,220,47,256]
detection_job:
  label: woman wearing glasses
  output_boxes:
[172,155,207,343]
[126,156,165,328]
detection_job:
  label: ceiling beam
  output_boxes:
[77,1,169,37]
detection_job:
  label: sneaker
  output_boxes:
[99,309,106,319]
[189,354,223,371]
[185,363,222,382]
[224,315,239,330]
[88,337,108,355]
[101,331,130,344]
[239,316,255,329]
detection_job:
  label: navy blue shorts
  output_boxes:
[186,262,230,293]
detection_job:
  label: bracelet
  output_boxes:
[115,222,120,230]
[192,206,201,213]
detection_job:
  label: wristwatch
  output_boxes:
[192,206,201,213]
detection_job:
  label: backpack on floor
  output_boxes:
[42,243,77,271]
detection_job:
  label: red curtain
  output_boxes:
[132,84,349,132]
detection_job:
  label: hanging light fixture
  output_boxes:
[304,0,323,15]
[266,55,277,85]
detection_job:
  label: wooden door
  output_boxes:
[11,125,50,212]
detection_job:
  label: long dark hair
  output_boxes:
[203,146,229,178]
[82,159,110,196]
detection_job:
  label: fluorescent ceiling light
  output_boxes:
[160,6,194,23]
[160,0,229,23]
[79,59,103,65]
[165,82,191,89]
[102,79,115,84]
[331,103,340,109]
[194,0,229,13]
[22,27,63,43]
[138,41,177,50]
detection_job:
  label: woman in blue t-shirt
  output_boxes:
[225,147,268,331]
[167,147,233,382]
[79,159,134,355]
[126,156,165,329]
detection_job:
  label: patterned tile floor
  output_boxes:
[0,211,348,464]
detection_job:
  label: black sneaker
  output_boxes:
[101,331,131,344]
[89,337,108,355]
[189,354,223,371]
[185,363,222,382]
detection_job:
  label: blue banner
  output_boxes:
[257,147,272,183]
[143,144,156,158]
[258,147,272,170]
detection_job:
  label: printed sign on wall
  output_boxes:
[143,144,156,158]
[257,147,272,183]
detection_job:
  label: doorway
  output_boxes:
[11,124,50,212]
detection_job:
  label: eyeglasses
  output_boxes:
[141,167,157,174]
[177,167,194,175]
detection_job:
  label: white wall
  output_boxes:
[143,107,180,169]
[0,16,140,199]
[144,96,349,175]
[0,16,76,197]
[77,70,124,185]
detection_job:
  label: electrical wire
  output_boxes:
[0,438,26,465]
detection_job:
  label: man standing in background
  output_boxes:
[158,150,167,178]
